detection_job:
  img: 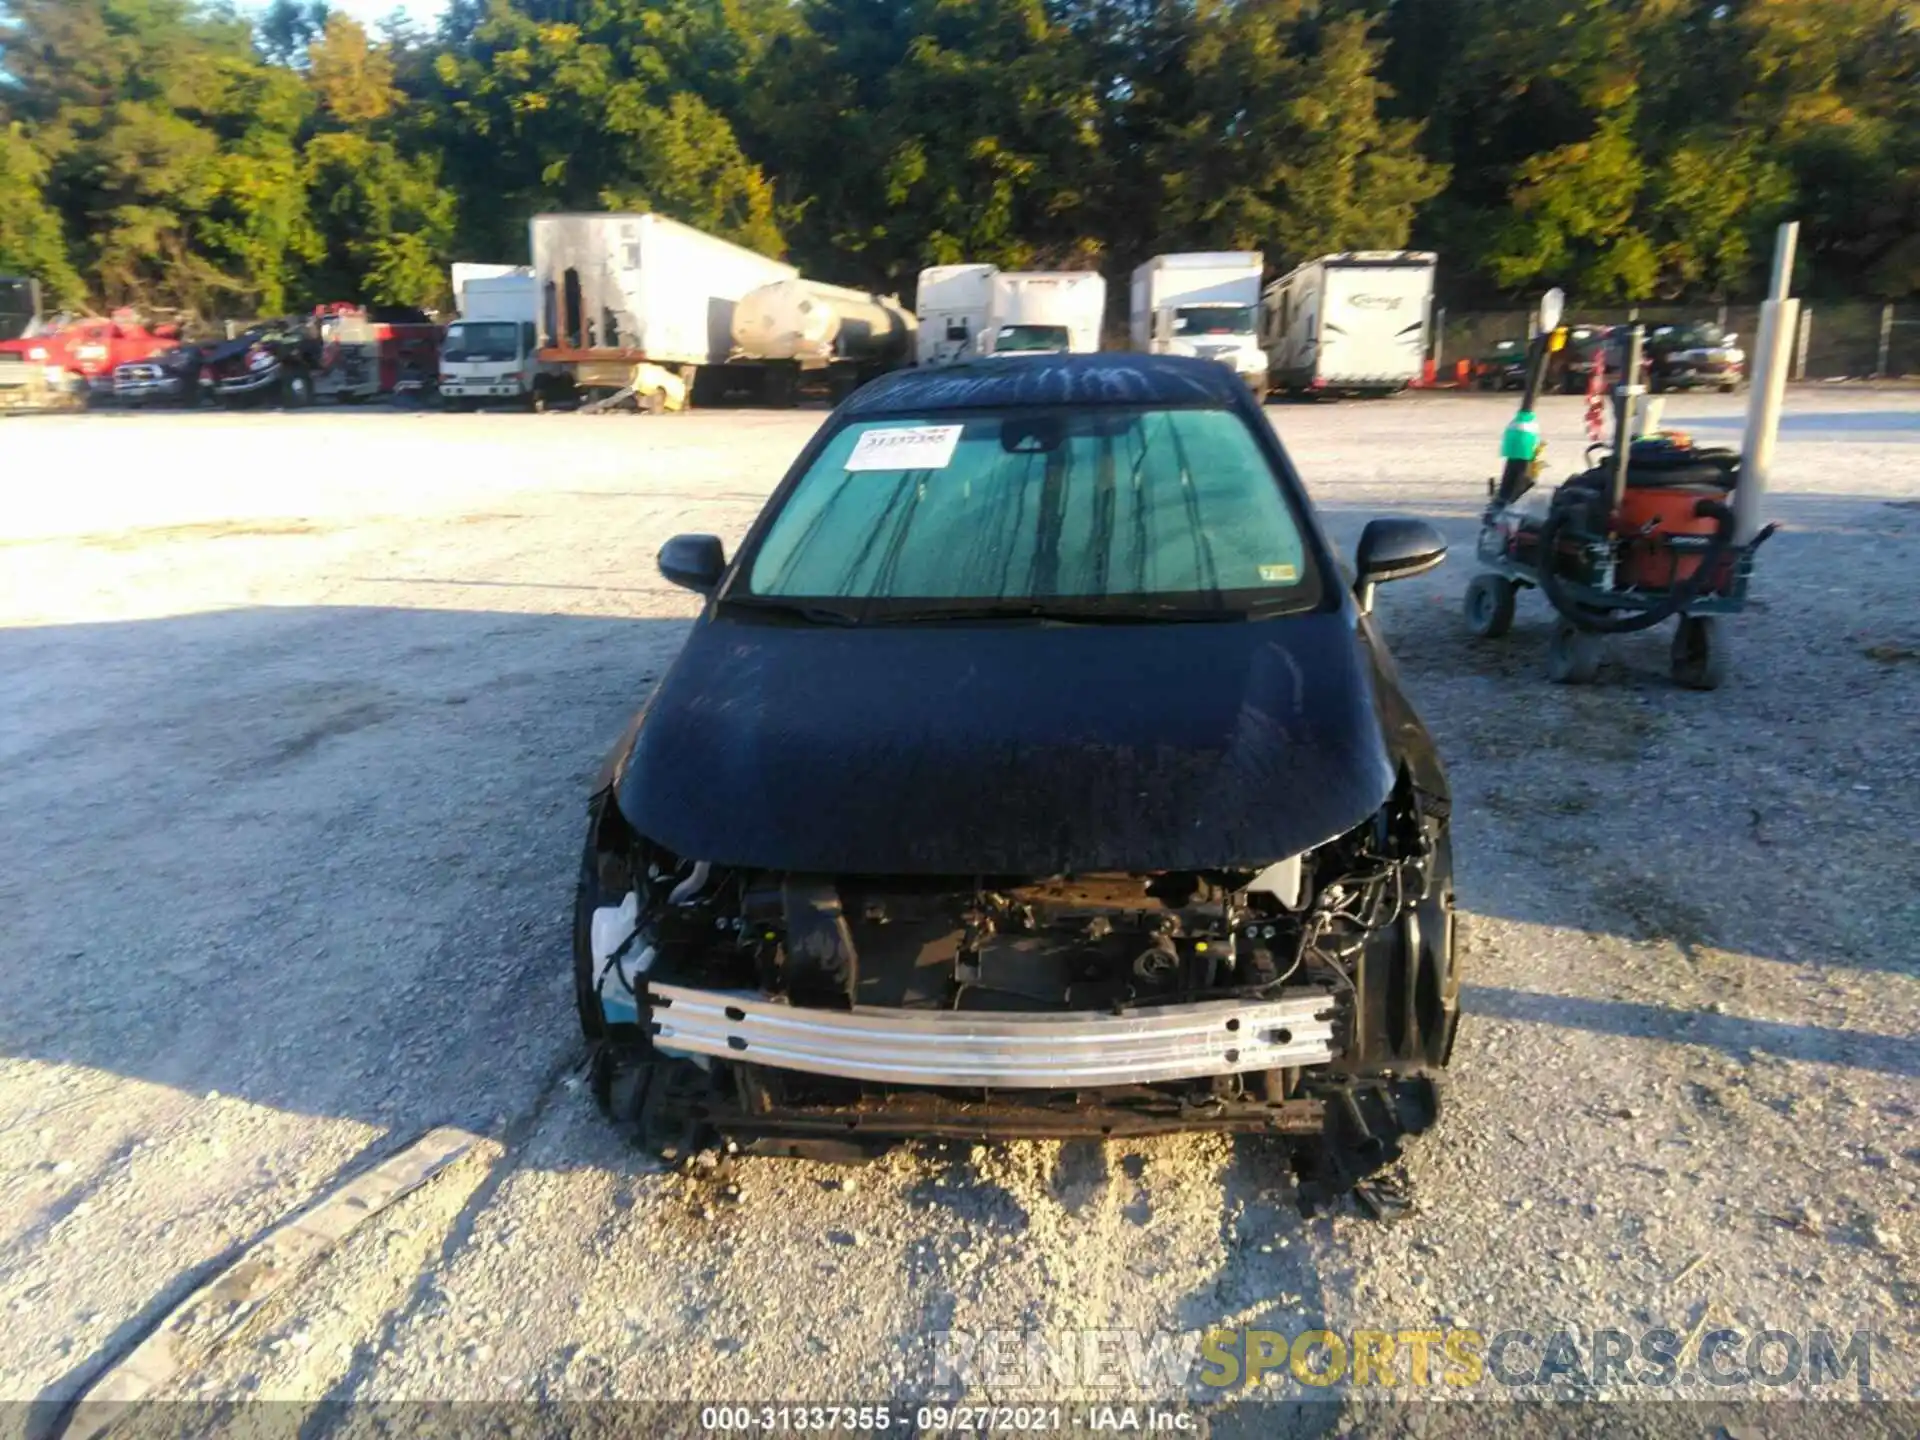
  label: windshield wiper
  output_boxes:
[717,595,864,626]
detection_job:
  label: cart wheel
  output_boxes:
[1546,620,1602,684]
[1464,574,1517,638]
[1670,615,1727,690]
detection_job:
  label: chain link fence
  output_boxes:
[1432,301,1920,381]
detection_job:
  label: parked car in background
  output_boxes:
[1645,321,1744,393]
[1546,324,1654,394]
[1471,339,1529,390]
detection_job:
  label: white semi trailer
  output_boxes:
[729,277,917,404]
[1130,252,1268,394]
[982,271,1105,356]
[530,212,798,407]
[1259,251,1436,396]
[915,264,998,367]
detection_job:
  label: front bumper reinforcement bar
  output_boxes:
[647,984,1340,1088]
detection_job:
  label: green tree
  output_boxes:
[298,15,457,306]
[423,1,785,262]
[0,123,85,303]
[0,0,315,314]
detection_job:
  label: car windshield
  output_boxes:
[739,406,1318,619]
[1174,306,1256,336]
[993,325,1071,353]
[444,322,520,362]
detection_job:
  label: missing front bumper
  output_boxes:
[647,984,1340,1088]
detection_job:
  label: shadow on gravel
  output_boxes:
[0,603,685,1137]
[1467,986,1920,1078]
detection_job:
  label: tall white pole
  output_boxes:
[1736,222,1799,546]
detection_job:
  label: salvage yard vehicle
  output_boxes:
[312,303,443,403]
[1471,338,1528,390]
[0,309,177,407]
[1645,320,1744,393]
[204,318,323,407]
[576,353,1458,1208]
[1551,323,1651,394]
[112,340,209,406]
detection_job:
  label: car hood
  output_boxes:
[613,608,1398,875]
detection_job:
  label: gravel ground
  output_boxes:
[0,390,1914,1432]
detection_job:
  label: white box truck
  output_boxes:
[1130,252,1267,394]
[440,266,569,409]
[1260,251,1436,396]
[981,271,1105,356]
[530,212,798,407]
[915,264,997,367]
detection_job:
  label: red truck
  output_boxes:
[0,307,178,412]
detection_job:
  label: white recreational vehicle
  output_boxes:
[1130,252,1268,393]
[1260,251,1436,396]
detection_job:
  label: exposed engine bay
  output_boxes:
[578,781,1456,1209]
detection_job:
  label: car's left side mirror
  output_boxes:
[1353,517,1447,615]
[659,533,727,595]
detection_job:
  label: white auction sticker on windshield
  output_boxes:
[844,424,964,472]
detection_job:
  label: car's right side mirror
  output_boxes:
[1353,517,1447,615]
[658,533,727,595]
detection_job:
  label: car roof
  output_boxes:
[839,352,1250,418]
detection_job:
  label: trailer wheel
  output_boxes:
[1464,574,1517,638]
[1546,620,1602,684]
[1670,615,1727,690]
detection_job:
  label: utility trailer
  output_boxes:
[1261,251,1435,396]
[531,213,797,409]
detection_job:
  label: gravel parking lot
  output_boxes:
[1,390,1916,1430]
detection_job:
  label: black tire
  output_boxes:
[1464,573,1517,638]
[1546,619,1603,684]
[1670,614,1727,690]
[282,370,313,408]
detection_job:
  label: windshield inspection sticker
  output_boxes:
[1259,563,1299,583]
[845,424,964,472]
